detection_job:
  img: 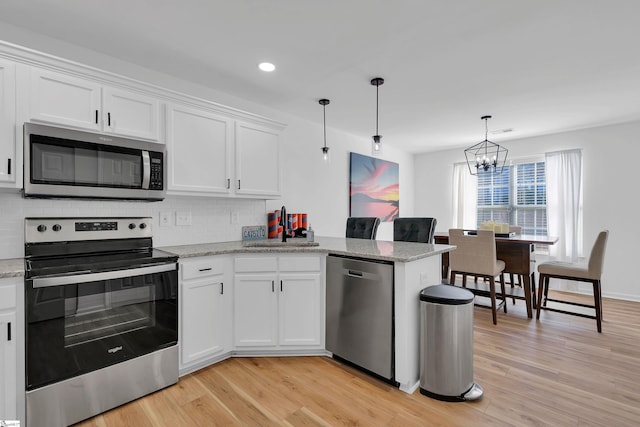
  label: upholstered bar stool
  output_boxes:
[536,230,609,332]
[345,217,380,240]
[448,229,507,325]
[393,217,437,243]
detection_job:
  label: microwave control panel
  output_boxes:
[149,152,164,190]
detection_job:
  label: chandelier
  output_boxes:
[464,115,508,175]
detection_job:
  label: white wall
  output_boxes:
[0,31,414,258]
[415,120,640,301]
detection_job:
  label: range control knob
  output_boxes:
[52,224,62,232]
[37,224,47,232]
[128,223,137,230]
[139,223,147,229]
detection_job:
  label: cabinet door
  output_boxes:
[0,311,17,421]
[0,59,15,183]
[167,103,232,195]
[278,273,322,346]
[234,121,281,197]
[29,68,101,131]
[102,87,160,141]
[180,277,229,366]
[234,274,278,347]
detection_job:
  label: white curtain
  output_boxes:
[452,162,477,229]
[545,149,583,261]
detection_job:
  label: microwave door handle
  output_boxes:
[30,263,176,288]
[142,150,151,189]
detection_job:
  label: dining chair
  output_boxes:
[393,217,437,243]
[536,230,609,332]
[448,228,507,325]
[345,217,380,240]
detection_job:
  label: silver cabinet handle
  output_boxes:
[271,280,275,292]
[31,263,176,288]
[220,282,224,295]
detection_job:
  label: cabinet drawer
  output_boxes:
[235,256,278,273]
[181,257,226,280]
[279,256,321,272]
[0,283,17,310]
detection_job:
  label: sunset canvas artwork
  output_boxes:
[349,152,399,222]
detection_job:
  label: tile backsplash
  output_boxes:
[0,190,266,259]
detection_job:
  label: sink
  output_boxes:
[242,239,320,247]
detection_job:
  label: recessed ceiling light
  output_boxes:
[258,62,275,72]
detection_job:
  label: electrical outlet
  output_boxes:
[176,211,192,226]
[231,211,240,224]
[159,212,173,227]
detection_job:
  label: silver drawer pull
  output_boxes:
[348,270,363,277]
[199,267,213,272]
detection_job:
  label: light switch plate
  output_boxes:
[176,211,192,226]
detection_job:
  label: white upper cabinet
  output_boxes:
[0,58,16,184]
[29,68,160,141]
[102,87,160,140]
[234,121,281,197]
[166,103,232,195]
[166,103,283,199]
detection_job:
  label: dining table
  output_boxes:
[434,231,559,318]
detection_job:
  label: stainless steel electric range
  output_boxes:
[23,217,178,427]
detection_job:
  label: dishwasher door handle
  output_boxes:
[347,270,364,278]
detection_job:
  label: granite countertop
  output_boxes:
[160,236,454,263]
[0,258,25,278]
[0,237,455,278]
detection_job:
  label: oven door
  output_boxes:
[25,263,178,391]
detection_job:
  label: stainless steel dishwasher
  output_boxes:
[325,254,395,381]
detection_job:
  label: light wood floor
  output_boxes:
[75,291,640,427]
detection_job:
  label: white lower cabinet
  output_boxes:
[234,254,323,349]
[0,277,23,424]
[179,256,233,372]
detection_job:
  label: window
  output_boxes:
[477,160,547,235]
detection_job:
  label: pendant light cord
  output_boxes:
[375,83,379,135]
[323,104,327,148]
[485,117,488,141]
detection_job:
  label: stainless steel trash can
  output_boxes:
[419,284,483,401]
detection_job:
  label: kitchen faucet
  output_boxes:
[279,205,287,242]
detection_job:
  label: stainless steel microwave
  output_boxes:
[23,123,166,201]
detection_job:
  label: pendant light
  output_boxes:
[371,77,384,156]
[464,115,509,175]
[319,99,330,161]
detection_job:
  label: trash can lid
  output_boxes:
[420,284,474,305]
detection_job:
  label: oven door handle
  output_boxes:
[30,263,177,288]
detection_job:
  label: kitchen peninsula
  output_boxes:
[161,236,454,393]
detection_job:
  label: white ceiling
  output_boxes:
[1,0,640,153]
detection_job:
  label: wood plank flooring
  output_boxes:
[75,291,640,427]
